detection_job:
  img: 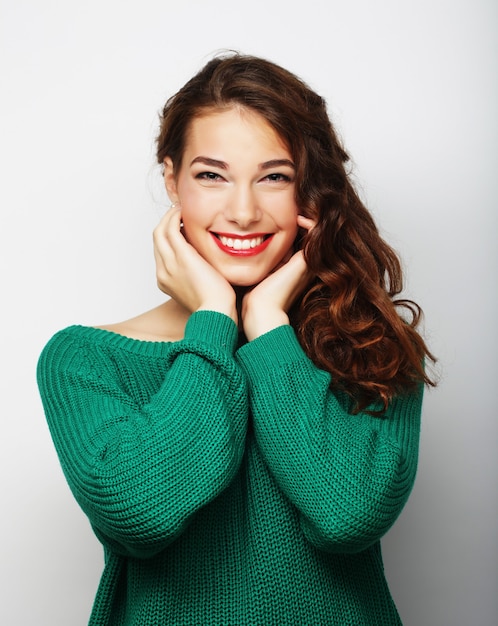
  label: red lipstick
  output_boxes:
[210,232,274,256]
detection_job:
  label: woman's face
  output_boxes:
[164,107,299,287]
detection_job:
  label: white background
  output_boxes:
[1,1,496,624]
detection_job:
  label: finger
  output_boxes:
[285,250,309,283]
[266,250,308,296]
[161,205,182,237]
[153,207,184,257]
[153,207,177,245]
[165,205,183,232]
[297,215,316,231]
[282,250,313,296]
[153,208,183,273]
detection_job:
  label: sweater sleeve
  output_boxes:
[37,311,247,559]
[236,324,423,554]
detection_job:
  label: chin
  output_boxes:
[223,270,269,288]
[211,261,263,286]
[215,254,290,287]
[228,277,263,288]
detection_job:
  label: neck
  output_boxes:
[234,286,250,333]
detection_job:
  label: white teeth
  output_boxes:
[219,235,265,249]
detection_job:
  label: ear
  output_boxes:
[163,157,179,204]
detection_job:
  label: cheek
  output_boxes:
[277,205,300,241]
[177,192,208,231]
[287,227,300,253]
[177,189,199,214]
[175,173,204,211]
[180,221,204,250]
[276,223,300,261]
[274,193,298,223]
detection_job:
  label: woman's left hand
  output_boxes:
[241,216,315,341]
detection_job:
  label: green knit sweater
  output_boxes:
[37,310,423,625]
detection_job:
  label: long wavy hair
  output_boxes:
[156,52,436,413]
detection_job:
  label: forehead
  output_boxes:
[183,106,290,157]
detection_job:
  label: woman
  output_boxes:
[37,53,435,625]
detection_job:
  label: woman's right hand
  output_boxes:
[153,206,237,323]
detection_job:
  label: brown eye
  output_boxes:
[264,173,292,182]
[196,171,223,181]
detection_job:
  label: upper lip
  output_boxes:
[211,231,272,239]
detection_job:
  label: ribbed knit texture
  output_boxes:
[37,311,423,625]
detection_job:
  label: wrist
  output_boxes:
[184,310,240,353]
[197,301,238,325]
[243,309,289,342]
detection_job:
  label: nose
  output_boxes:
[224,185,261,228]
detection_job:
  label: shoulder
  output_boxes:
[38,300,190,377]
[96,300,190,343]
[37,325,112,380]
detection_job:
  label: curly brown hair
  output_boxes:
[156,52,436,413]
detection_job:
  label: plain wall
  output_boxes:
[1,1,496,624]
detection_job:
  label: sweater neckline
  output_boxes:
[62,324,175,357]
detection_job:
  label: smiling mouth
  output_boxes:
[211,232,273,255]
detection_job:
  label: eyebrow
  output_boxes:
[190,156,295,170]
[260,158,295,170]
[190,156,228,169]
